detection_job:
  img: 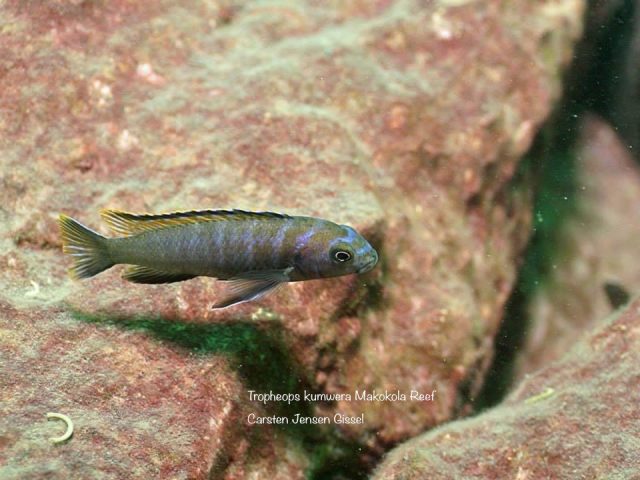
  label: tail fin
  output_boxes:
[58,214,114,279]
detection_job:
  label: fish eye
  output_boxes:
[333,250,352,263]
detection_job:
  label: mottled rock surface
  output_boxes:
[0,303,310,479]
[517,116,640,379]
[374,296,640,479]
[1,0,585,477]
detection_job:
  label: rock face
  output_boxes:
[0,304,310,479]
[373,296,640,479]
[1,0,585,477]
[516,116,640,379]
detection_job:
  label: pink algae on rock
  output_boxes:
[0,304,309,479]
[373,297,640,479]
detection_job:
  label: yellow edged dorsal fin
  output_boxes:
[100,209,291,236]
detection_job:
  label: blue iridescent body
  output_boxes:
[58,209,379,308]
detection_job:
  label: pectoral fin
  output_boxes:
[123,265,195,284]
[212,269,292,309]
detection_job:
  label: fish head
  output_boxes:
[293,221,378,279]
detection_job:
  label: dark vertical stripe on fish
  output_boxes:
[293,222,318,278]
[271,220,290,269]
[215,220,230,273]
[241,223,256,271]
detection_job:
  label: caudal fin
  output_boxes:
[58,214,114,279]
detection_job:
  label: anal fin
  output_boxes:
[123,265,195,284]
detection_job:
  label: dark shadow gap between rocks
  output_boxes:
[474,0,638,411]
[475,137,580,410]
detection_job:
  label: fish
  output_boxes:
[58,209,379,308]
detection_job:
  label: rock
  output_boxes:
[0,0,586,476]
[517,116,640,378]
[373,297,640,479]
[0,303,310,479]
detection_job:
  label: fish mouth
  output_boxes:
[357,256,378,274]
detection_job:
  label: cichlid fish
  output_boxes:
[58,209,378,308]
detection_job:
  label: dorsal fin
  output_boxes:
[100,208,291,236]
